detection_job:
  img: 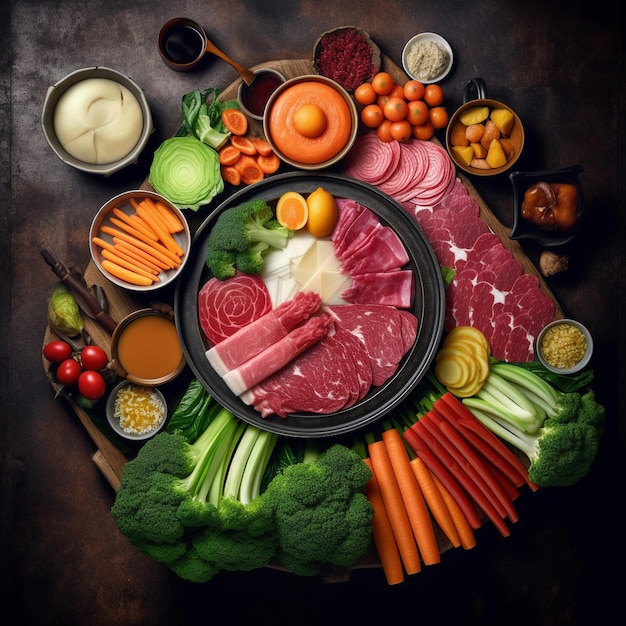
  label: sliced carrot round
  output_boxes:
[230,135,257,155]
[221,165,241,186]
[218,144,241,166]
[221,109,248,135]
[251,137,274,156]
[256,152,280,175]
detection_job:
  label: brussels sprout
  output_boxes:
[47,282,84,336]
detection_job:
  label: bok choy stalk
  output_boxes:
[178,87,239,150]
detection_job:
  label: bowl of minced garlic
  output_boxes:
[106,381,168,440]
[536,319,593,375]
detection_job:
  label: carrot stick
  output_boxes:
[109,216,159,245]
[113,240,170,271]
[155,201,184,233]
[364,458,405,585]
[102,226,180,268]
[410,457,460,548]
[101,259,154,286]
[420,413,511,537]
[368,440,421,575]
[403,426,483,530]
[431,472,477,550]
[381,429,440,565]
[135,198,184,257]
[111,207,158,241]
[101,248,159,281]
[438,391,538,491]
[438,419,519,523]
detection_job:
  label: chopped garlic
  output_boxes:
[114,384,166,435]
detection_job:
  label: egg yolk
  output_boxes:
[292,104,327,138]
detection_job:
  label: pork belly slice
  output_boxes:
[221,313,333,396]
[205,290,322,376]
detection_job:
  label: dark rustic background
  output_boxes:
[2,1,623,624]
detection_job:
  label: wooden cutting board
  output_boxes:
[42,56,563,492]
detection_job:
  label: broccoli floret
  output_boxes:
[465,363,605,488]
[262,443,373,576]
[206,199,292,279]
[168,544,221,583]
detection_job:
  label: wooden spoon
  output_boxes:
[204,36,256,85]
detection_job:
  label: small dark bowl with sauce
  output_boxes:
[238,68,286,121]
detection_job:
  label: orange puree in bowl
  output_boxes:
[117,314,184,380]
[268,81,352,164]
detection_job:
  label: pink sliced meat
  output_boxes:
[341,270,414,309]
[326,304,417,386]
[343,133,402,186]
[335,207,380,260]
[222,313,333,396]
[341,224,409,274]
[205,290,322,376]
[198,272,272,345]
[241,326,373,417]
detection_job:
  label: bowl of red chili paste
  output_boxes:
[313,26,381,92]
[174,171,446,438]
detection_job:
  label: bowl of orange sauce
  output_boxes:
[110,308,186,385]
[263,75,358,170]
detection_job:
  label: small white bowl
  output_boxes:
[535,319,593,375]
[106,380,168,441]
[41,67,153,176]
[89,189,191,292]
[402,32,453,84]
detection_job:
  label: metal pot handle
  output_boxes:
[463,78,487,103]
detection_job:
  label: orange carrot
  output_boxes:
[221,165,241,186]
[101,226,180,268]
[219,144,241,166]
[108,244,160,274]
[101,259,154,286]
[368,440,421,575]
[221,109,248,136]
[256,152,281,175]
[251,137,273,156]
[382,429,440,565]
[112,207,158,241]
[112,240,170,271]
[109,216,158,245]
[230,135,257,155]
[135,198,185,257]
[363,458,404,585]
[410,457,460,548]
[100,248,159,281]
[431,471,477,550]
[154,201,184,233]
[235,156,265,186]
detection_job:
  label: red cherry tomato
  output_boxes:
[43,340,73,363]
[80,345,108,371]
[77,370,106,400]
[55,358,82,386]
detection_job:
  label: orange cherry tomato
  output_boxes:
[354,82,377,105]
[428,106,449,129]
[360,103,384,128]
[371,71,394,95]
[412,120,435,140]
[404,80,425,101]
[390,119,412,142]
[383,97,408,122]
[405,100,429,126]
[389,84,406,98]
[376,119,394,142]
[424,84,445,107]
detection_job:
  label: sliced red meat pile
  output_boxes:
[405,179,555,361]
[331,198,414,309]
[240,304,418,417]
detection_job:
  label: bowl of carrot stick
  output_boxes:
[89,189,191,292]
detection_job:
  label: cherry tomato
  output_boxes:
[389,84,405,99]
[371,71,394,95]
[390,120,412,142]
[406,100,429,126]
[43,340,73,363]
[376,119,394,142]
[80,345,108,371]
[354,83,376,105]
[383,97,408,122]
[404,80,425,101]
[77,370,106,400]
[429,106,449,129]
[412,120,435,140]
[55,358,82,386]
[424,84,445,107]
[360,104,384,128]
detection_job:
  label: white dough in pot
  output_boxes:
[53,78,143,164]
